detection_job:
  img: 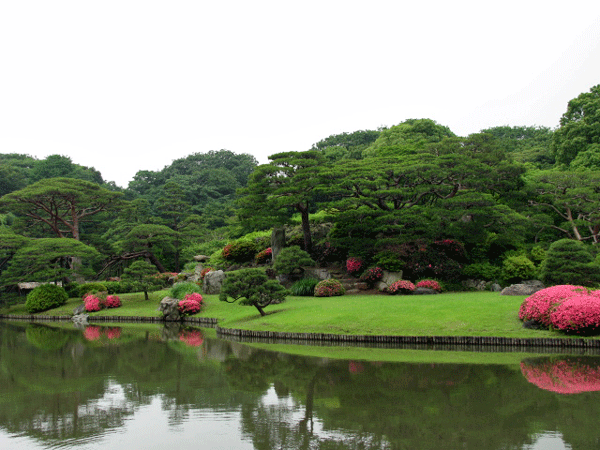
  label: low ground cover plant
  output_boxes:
[170,281,202,299]
[291,278,320,296]
[314,279,345,297]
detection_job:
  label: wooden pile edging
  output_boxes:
[0,314,217,326]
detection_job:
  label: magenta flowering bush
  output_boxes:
[388,280,415,295]
[346,257,363,275]
[84,295,102,312]
[550,292,600,334]
[360,267,384,285]
[178,293,203,316]
[104,295,122,308]
[314,279,345,297]
[521,358,600,394]
[255,247,273,264]
[416,279,442,292]
[518,285,588,327]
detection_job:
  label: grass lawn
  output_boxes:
[3,290,597,340]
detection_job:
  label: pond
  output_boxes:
[1,321,599,450]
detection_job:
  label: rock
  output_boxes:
[490,283,502,292]
[71,313,89,326]
[73,304,87,315]
[159,296,181,321]
[303,267,331,280]
[203,270,225,295]
[462,279,487,291]
[413,287,439,295]
[193,255,210,262]
[500,282,545,296]
[271,227,286,262]
[376,271,403,291]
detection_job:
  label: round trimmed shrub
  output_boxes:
[77,282,108,298]
[501,255,537,283]
[518,284,588,327]
[170,281,202,300]
[222,240,258,263]
[104,295,122,308]
[346,257,363,275]
[550,291,600,334]
[540,239,600,286]
[178,294,202,316]
[273,246,315,275]
[314,279,345,297]
[84,295,103,312]
[387,280,415,295]
[416,279,442,292]
[25,284,68,313]
[360,267,384,285]
[290,278,320,296]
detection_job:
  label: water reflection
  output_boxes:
[1,321,599,449]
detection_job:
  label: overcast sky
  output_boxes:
[1,1,599,187]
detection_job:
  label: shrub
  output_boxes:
[25,284,69,314]
[540,239,600,287]
[360,267,384,285]
[290,278,320,296]
[501,255,537,283]
[373,250,404,272]
[200,267,213,280]
[416,279,442,292]
[104,295,121,308]
[222,240,257,263]
[255,248,272,264]
[170,281,202,300]
[84,295,103,312]
[530,246,546,264]
[314,279,345,297]
[346,257,363,275]
[550,291,600,334]
[178,294,203,316]
[273,246,315,275]
[518,285,588,327]
[388,280,415,295]
[77,282,108,298]
[462,262,501,281]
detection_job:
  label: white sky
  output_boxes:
[1,0,599,188]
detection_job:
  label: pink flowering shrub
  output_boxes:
[416,279,442,292]
[518,285,588,327]
[179,329,204,347]
[360,267,384,285]
[104,295,122,308]
[521,358,600,394]
[388,280,415,295]
[346,257,363,275]
[255,247,273,264]
[314,279,345,297]
[178,293,203,316]
[550,291,600,334]
[84,295,102,312]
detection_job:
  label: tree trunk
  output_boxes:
[298,203,312,253]
[253,302,266,316]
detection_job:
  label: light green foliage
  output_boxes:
[170,281,202,300]
[311,128,381,161]
[122,260,161,300]
[25,324,69,350]
[77,282,108,297]
[273,246,315,275]
[481,125,554,169]
[290,278,320,296]
[219,268,289,316]
[25,284,68,313]
[462,263,501,281]
[540,238,600,286]
[530,246,546,264]
[501,255,537,283]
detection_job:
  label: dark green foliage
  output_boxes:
[222,240,257,263]
[122,260,161,300]
[170,281,203,300]
[373,250,405,272]
[462,263,501,281]
[272,246,315,275]
[219,268,289,316]
[25,284,68,313]
[501,255,537,283]
[290,278,320,296]
[540,239,600,286]
[102,280,144,294]
[77,282,108,297]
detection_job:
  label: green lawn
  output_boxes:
[2,290,594,340]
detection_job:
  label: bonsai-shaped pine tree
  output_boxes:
[540,239,600,287]
[219,268,289,316]
[122,260,161,300]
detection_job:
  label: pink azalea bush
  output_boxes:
[521,358,600,394]
[550,292,600,334]
[104,295,122,308]
[360,267,384,285]
[84,295,102,312]
[314,279,345,297]
[346,257,363,275]
[388,280,415,295]
[255,247,273,264]
[416,279,442,292]
[518,285,588,327]
[178,293,203,316]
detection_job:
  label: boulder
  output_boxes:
[376,271,403,291]
[500,281,544,296]
[413,287,439,295]
[193,255,210,262]
[203,270,225,295]
[159,296,181,321]
[271,227,286,262]
[71,313,89,326]
[462,279,488,291]
[490,283,502,292]
[73,303,87,315]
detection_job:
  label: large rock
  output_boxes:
[413,287,439,295]
[500,280,544,296]
[376,271,403,291]
[271,227,285,262]
[203,270,225,295]
[159,296,181,321]
[193,255,210,262]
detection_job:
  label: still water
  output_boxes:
[1,321,599,450]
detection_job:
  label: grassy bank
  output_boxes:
[3,290,596,340]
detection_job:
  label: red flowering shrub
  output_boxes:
[84,295,102,312]
[104,295,122,308]
[221,240,257,262]
[179,329,204,347]
[200,267,213,280]
[521,358,600,394]
[255,247,272,264]
[518,285,588,327]
[416,279,442,292]
[550,291,600,334]
[346,257,363,275]
[84,326,102,341]
[178,293,203,316]
[360,267,384,285]
[388,280,415,295]
[314,279,345,297]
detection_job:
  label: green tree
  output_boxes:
[31,154,104,184]
[311,128,381,161]
[552,84,600,166]
[121,260,161,300]
[540,238,600,286]
[219,268,289,316]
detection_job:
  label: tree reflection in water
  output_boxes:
[1,321,600,449]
